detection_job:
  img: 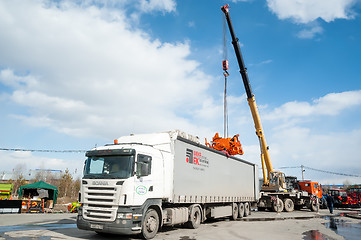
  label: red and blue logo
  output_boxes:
[186,148,200,165]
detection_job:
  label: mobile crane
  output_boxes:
[221,4,319,212]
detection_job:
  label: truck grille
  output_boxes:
[82,185,119,222]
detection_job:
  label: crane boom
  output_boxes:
[221,4,279,188]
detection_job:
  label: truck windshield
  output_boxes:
[84,155,134,179]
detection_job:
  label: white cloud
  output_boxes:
[267,0,357,24]
[246,90,361,184]
[267,126,361,184]
[0,150,82,179]
[297,24,324,39]
[139,0,176,13]
[248,59,273,67]
[265,90,361,121]
[0,0,214,139]
[0,69,38,89]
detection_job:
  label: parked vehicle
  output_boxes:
[347,187,361,207]
[329,189,351,207]
[77,130,259,239]
[0,183,13,200]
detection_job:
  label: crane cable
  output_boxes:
[222,13,229,138]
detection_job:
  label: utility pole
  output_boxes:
[301,165,305,181]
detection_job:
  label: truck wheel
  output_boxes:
[231,203,238,220]
[272,198,284,212]
[310,201,319,212]
[283,198,294,212]
[238,203,245,218]
[141,209,159,239]
[186,206,201,229]
[244,202,250,217]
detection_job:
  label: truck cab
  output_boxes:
[298,181,322,199]
[77,143,166,237]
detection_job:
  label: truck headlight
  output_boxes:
[117,213,132,219]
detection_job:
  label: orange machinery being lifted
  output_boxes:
[205,133,244,156]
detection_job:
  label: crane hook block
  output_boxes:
[221,4,229,14]
[205,133,244,156]
[222,59,229,71]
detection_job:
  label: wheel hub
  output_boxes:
[146,217,157,232]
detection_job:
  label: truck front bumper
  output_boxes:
[76,208,143,236]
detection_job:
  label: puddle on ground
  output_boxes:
[242,216,315,222]
[303,230,336,240]
[0,235,52,240]
[179,236,196,240]
[0,223,77,233]
[321,216,361,240]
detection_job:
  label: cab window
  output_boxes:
[136,154,152,177]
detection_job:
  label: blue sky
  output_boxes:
[1,0,361,185]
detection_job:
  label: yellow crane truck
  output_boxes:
[221,4,319,212]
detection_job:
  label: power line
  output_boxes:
[279,165,361,178]
[0,148,86,153]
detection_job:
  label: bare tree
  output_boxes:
[71,178,81,201]
[343,179,352,190]
[8,163,29,197]
[58,169,73,198]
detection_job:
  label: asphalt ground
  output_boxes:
[0,208,360,240]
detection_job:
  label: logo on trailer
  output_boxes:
[186,148,199,165]
[185,149,209,170]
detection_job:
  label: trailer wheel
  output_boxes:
[238,203,245,218]
[283,198,294,212]
[186,206,201,229]
[244,202,250,217]
[272,198,284,212]
[141,208,159,239]
[231,203,238,220]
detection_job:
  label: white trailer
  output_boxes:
[77,130,259,239]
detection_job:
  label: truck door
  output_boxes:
[133,153,163,205]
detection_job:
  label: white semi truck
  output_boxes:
[77,130,259,239]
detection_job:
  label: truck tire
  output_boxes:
[141,209,159,239]
[283,198,294,212]
[244,202,250,217]
[272,198,284,212]
[320,198,327,209]
[186,206,201,229]
[238,203,245,218]
[231,203,238,220]
[310,200,318,212]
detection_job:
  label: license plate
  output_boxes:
[90,224,103,230]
